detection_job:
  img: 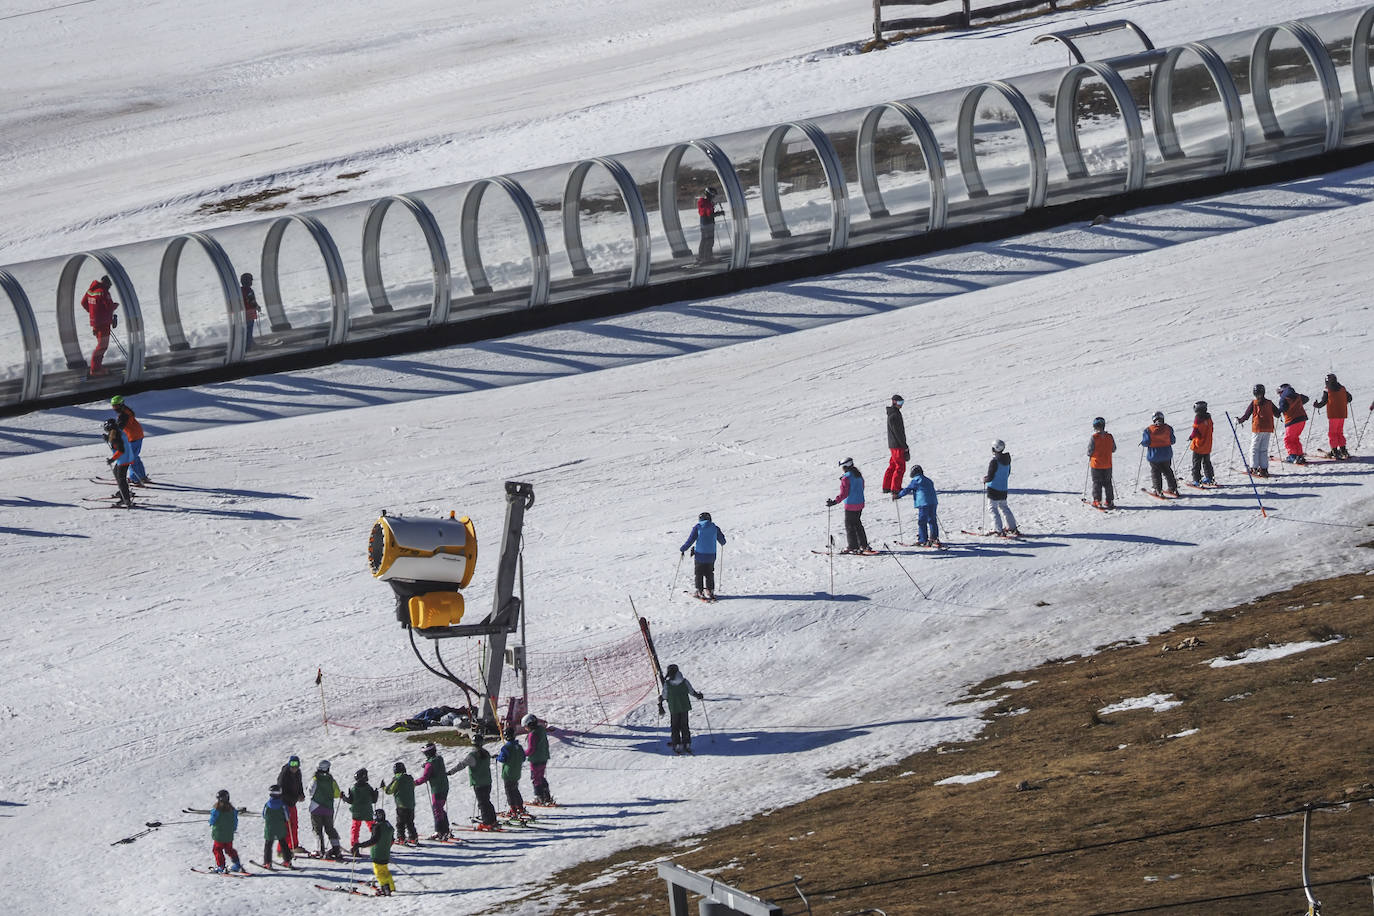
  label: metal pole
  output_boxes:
[1225,412,1268,518]
[1300,805,1321,916]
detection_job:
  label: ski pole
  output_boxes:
[826,504,834,596]
[1134,445,1146,491]
[716,544,723,594]
[1081,465,1090,501]
[882,543,930,599]
[1225,412,1267,518]
[669,551,683,599]
[1303,406,1320,453]
[698,696,714,742]
[111,329,130,361]
[894,495,904,538]
[980,494,986,534]
[1357,407,1372,450]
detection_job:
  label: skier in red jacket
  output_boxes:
[696,188,723,265]
[82,277,119,377]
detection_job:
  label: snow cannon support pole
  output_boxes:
[1226,413,1267,518]
[478,482,536,734]
[882,543,930,600]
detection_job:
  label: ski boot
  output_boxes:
[325,846,344,861]
[229,861,245,873]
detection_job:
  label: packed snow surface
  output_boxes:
[2,0,1373,914]
[1207,639,1342,668]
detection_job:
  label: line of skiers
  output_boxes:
[205,713,554,892]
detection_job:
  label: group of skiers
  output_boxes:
[203,713,555,894]
[99,394,152,506]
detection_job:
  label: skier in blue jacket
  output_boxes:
[680,512,726,600]
[984,440,1019,536]
[894,465,940,547]
[826,458,871,553]
[1140,411,1178,496]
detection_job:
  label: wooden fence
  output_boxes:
[873,0,1061,42]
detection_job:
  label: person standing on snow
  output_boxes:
[275,755,306,853]
[447,734,499,829]
[1313,374,1353,459]
[81,277,119,378]
[660,663,706,755]
[983,440,1019,535]
[895,464,941,547]
[696,187,723,265]
[342,767,379,856]
[1087,417,1116,508]
[882,395,909,494]
[1236,384,1279,477]
[680,512,726,601]
[208,789,245,873]
[827,458,872,554]
[1275,383,1310,464]
[110,395,151,485]
[385,762,418,846]
[414,742,451,840]
[1141,412,1179,496]
[308,759,344,860]
[497,727,529,819]
[1186,401,1215,486]
[356,808,396,896]
[102,418,135,507]
[261,784,293,870]
[240,272,260,351]
[522,713,555,805]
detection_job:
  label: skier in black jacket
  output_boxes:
[882,394,909,493]
[276,754,306,852]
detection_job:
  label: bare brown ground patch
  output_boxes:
[540,557,1374,914]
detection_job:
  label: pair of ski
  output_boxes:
[315,878,389,898]
[958,529,1027,538]
[893,540,949,550]
[1140,488,1182,502]
[811,548,885,556]
[683,590,719,602]
[190,866,250,878]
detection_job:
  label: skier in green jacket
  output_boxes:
[447,734,499,829]
[261,784,293,869]
[385,761,418,845]
[308,759,344,860]
[522,713,555,805]
[661,663,705,755]
[209,789,244,873]
[414,742,451,840]
[357,807,397,896]
[343,767,379,856]
[497,727,529,819]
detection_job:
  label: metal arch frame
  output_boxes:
[1053,61,1147,192]
[1151,42,1247,173]
[261,214,350,347]
[1352,5,1374,116]
[459,176,551,309]
[158,233,246,365]
[955,80,1048,210]
[561,157,651,287]
[758,120,850,250]
[1032,19,1155,66]
[657,139,750,270]
[55,251,145,383]
[855,101,948,231]
[0,270,42,403]
[362,195,451,326]
[1249,21,1344,151]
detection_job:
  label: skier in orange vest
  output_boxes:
[1087,417,1116,509]
[1235,384,1278,478]
[1312,373,1352,460]
[1187,401,1214,486]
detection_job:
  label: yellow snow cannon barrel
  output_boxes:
[368,511,477,588]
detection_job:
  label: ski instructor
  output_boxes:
[882,394,909,494]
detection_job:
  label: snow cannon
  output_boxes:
[369,511,477,631]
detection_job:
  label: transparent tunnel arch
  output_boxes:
[0,270,42,402]
[1054,61,1147,192]
[1355,6,1374,115]
[856,101,948,231]
[561,157,651,286]
[459,176,551,309]
[955,80,1048,210]
[159,232,247,366]
[1151,42,1247,173]
[759,120,850,250]
[261,214,350,347]
[55,251,145,384]
[658,139,750,270]
[362,195,451,325]
[1249,21,1344,151]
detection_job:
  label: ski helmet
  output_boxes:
[393,761,406,774]
[839,457,854,470]
[1092,417,1106,430]
[1326,373,1338,386]
[109,395,124,407]
[1253,384,1265,397]
[892,394,904,405]
[911,465,923,477]
[665,663,679,677]
[288,755,300,768]
[317,759,331,773]
[699,511,711,522]
[503,726,516,741]
[269,784,282,797]
[355,768,368,781]
[522,713,537,728]
[991,439,1005,454]
[240,272,253,285]
[1193,401,1207,413]
[216,789,230,801]
[102,418,118,432]
[421,742,437,757]
[373,807,387,821]
[1151,411,1165,423]
[471,732,486,746]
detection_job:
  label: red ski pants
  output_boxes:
[285,803,300,849]
[212,840,239,868]
[883,448,906,492]
[1328,417,1347,449]
[89,327,111,374]
[1283,421,1305,457]
[349,818,375,848]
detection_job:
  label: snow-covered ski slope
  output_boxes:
[2,1,1373,913]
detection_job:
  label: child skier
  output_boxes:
[356,808,396,896]
[343,767,378,856]
[983,440,1018,535]
[497,726,529,819]
[414,742,451,840]
[1313,374,1352,459]
[240,272,260,351]
[882,394,909,494]
[261,784,293,870]
[1236,384,1279,477]
[660,663,706,755]
[523,713,555,805]
[109,395,151,485]
[680,512,726,600]
[1140,412,1178,496]
[101,419,135,508]
[1087,417,1116,508]
[308,759,343,860]
[447,735,499,829]
[1275,383,1310,463]
[826,458,872,553]
[894,465,940,547]
[209,789,244,873]
[385,762,418,846]
[275,754,306,852]
[1187,401,1215,485]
